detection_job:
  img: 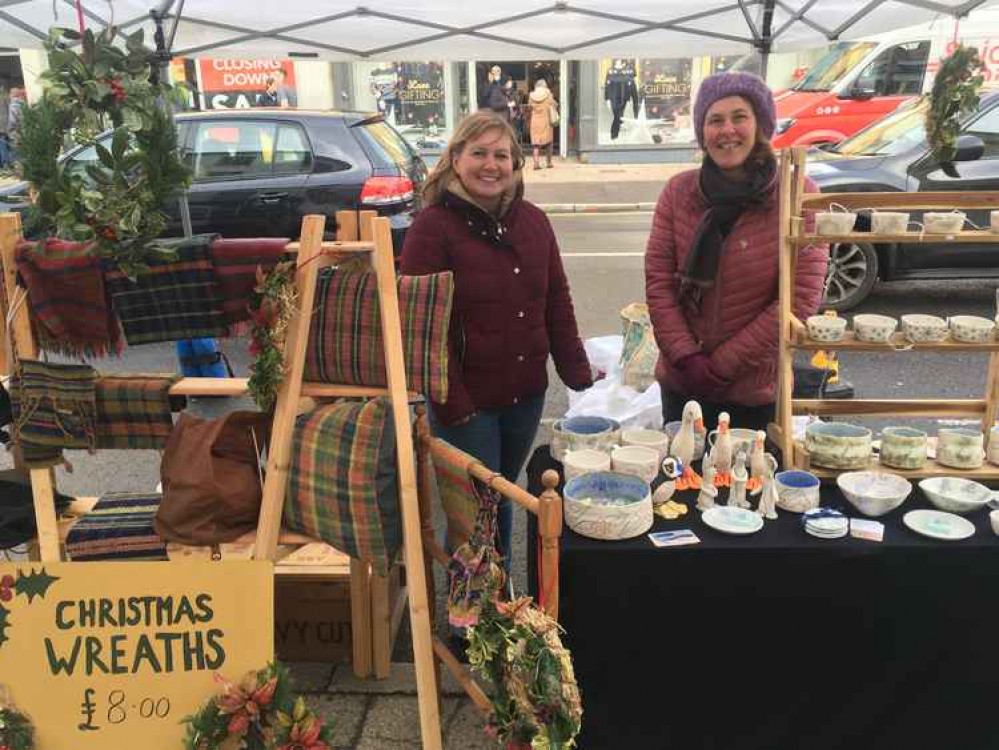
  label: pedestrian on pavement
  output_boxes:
[256,77,279,107]
[644,72,828,432]
[274,68,297,108]
[401,111,593,572]
[527,79,556,169]
[479,65,509,120]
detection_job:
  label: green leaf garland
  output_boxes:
[925,44,984,164]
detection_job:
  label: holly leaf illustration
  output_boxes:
[14,567,60,603]
[0,603,9,648]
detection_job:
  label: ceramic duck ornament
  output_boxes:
[712,412,734,488]
[748,430,767,493]
[696,458,718,511]
[670,400,704,491]
[755,453,779,520]
[728,450,750,509]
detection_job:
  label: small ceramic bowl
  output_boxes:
[807,315,848,342]
[620,428,670,461]
[707,427,758,458]
[987,425,999,466]
[919,477,992,514]
[837,471,912,518]
[611,444,660,483]
[870,211,909,234]
[948,315,995,343]
[990,509,999,536]
[853,313,898,343]
[562,449,612,481]
[936,428,985,470]
[991,209,999,233]
[805,422,873,470]
[923,211,966,234]
[775,470,820,513]
[879,426,928,470]
[815,211,857,235]
[901,314,948,343]
[664,420,705,461]
[551,416,620,461]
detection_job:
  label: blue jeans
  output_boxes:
[176,339,228,377]
[428,393,545,573]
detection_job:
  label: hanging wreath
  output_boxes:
[247,262,298,411]
[925,44,984,164]
[467,595,583,750]
[182,662,334,750]
[16,25,190,276]
[0,696,35,750]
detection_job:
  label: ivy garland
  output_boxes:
[0,701,34,750]
[16,25,190,276]
[925,44,984,164]
[247,262,298,411]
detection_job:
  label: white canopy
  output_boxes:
[2,0,996,60]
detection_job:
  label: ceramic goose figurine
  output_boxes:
[670,400,703,491]
[729,450,750,509]
[755,453,779,520]
[748,429,767,493]
[712,412,734,488]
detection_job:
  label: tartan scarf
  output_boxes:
[286,398,401,576]
[208,237,289,334]
[11,359,98,468]
[15,238,122,358]
[95,374,180,449]
[65,492,169,561]
[431,438,479,548]
[304,268,454,403]
[104,234,226,345]
[447,475,505,628]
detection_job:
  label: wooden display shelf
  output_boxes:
[799,190,999,211]
[792,399,987,418]
[792,331,999,352]
[795,230,999,245]
[792,442,999,480]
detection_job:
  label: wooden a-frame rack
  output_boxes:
[0,210,445,749]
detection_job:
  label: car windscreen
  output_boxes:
[832,98,928,156]
[794,41,877,92]
[355,120,415,168]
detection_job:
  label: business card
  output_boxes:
[648,529,701,548]
[850,518,884,542]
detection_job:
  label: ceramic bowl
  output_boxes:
[562,449,611,481]
[923,211,966,234]
[936,428,985,469]
[775,470,820,513]
[611,445,660,483]
[837,471,912,517]
[919,477,992,514]
[991,209,999,233]
[871,211,909,234]
[707,427,758,458]
[806,315,848,342]
[990,509,999,536]
[815,211,857,235]
[852,313,897,343]
[948,315,995,343]
[901,314,948,343]
[987,426,999,466]
[563,471,653,540]
[551,416,620,461]
[879,426,928,470]
[805,422,873,470]
[664,420,705,461]
[621,428,670,461]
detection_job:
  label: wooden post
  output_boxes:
[774,150,797,465]
[370,570,392,679]
[336,210,359,242]
[349,558,373,678]
[537,469,562,620]
[984,353,999,433]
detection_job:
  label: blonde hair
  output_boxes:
[421,112,524,206]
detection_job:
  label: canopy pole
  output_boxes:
[758,0,777,84]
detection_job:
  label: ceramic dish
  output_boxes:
[936,427,985,469]
[990,509,999,536]
[991,209,999,233]
[562,449,611,481]
[923,211,966,234]
[701,506,763,535]
[563,471,653,541]
[815,211,856,236]
[948,315,995,343]
[903,509,975,541]
[852,313,897,343]
[551,416,620,462]
[806,315,848,342]
[621,428,670,461]
[837,471,912,517]
[610,445,660,483]
[918,477,992,514]
[879,426,928,470]
[664,420,705,461]
[805,422,873,470]
[775,470,820,513]
[870,211,909,234]
[900,314,948,343]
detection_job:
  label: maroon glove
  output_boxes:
[674,353,729,400]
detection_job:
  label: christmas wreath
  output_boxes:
[925,44,984,164]
[0,688,34,750]
[183,662,334,750]
[16,25,190,276]
[247,261,298,411]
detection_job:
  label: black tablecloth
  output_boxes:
[526,446,999,750]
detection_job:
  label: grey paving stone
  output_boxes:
[445,700,496,749]
[287,660,336,692]
[330,661,471,696]
[356,695,462,747]
[305,693,370,749]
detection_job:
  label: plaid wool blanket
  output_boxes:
[11,359,98,468]
[304,269,453,403]
[15,238,122,358]
[104,234,226,345]
[287,399,401,576]
[430,438,480,549]
[95,374,180,449]
[65,492,169,561]
[208,237,289,333]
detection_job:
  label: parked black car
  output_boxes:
[806,90,999,310]
[0,109,427,250]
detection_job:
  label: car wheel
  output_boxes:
[822,241,878,311]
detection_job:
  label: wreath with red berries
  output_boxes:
[247,261,298,411]
[16,25,190,276]
[0,699,34,750]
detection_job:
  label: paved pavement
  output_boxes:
[522,157,690,211]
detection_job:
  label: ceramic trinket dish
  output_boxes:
[879,426,928,470]
[923,211,967,234]
[774,470,820,513]
[551,416,620,461]
[852,313,897,343]
[948,315,994,343]
[805,422,872,470]
[900,314,948,343]
[611,444,660,483]
[918,477,992,514]
[621,428,670,461]
[837,471,912,517]
[870,211,909,234]
[562,449,611,481]
[806,314,847,342]
[815,208,857,236]
[563,471,653,541]
[936,427,984,469]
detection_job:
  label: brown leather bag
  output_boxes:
[155,411,271,545]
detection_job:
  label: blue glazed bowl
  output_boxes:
[562,471,652,540]
[775,470,821,513]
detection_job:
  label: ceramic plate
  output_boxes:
[701,506,764,535]
[903,509,975,541]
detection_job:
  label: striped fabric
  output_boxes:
[15,238,122,358]
[10,359,98,468]
[429,439,479,549]
[304,269,453,403]
[95,374,179,449]
[65,493,168,561]
[208,237,289,333]
[446,475,504,628]
[286,399,401,576]
[104,234,226,345]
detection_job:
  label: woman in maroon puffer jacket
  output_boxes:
[645,72,828,433]
[402,111,592,570]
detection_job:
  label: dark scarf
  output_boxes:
[680,156,777,304]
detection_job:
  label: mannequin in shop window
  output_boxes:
[371,67,401,124]
[604,59,640,140]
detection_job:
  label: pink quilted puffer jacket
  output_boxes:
[644,168,828,406]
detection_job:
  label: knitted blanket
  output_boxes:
[286,399,401,576]
[430,438,479,548]
[208,237,289,333]
[304,269,453,403]
[95,374,180,449]
[65,492,168,561]
[104,234,226,345]
[15,238,122,358]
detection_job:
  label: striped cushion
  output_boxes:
[304,269,453,402]
[95,374,179,449]
[65,493,168,561]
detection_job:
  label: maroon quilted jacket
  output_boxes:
[645,168,828,405]
[401,192,592,425]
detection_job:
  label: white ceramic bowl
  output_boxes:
[901,314,948,343]
[807,315,847,342]
[948,315,995,343]
[815,211,856,235]
[852,314,897,343]
[806,422,873,470]
[707,427,758,459]
[837,471,912,517]
[611,445,660,483]
[562,449,611,481]
[923,211,966,234]
[563,471,653,540]
[990,509,999,536]
[871,211,909,234]
[775,470,821,513]
[919,477,992,514]
[551,416,620,461]
[621,428,670,461]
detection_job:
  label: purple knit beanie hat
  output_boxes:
[693,71,776,148]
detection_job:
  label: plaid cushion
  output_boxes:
[65,492,168,561]
[15,238,122,358]
[304,269,453,403]
[209,237,289,333]
[430,439,479,549]
[11,359,98,468]
[105,234,226,345]
[95,374,179,449]
[286,399,401,576]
